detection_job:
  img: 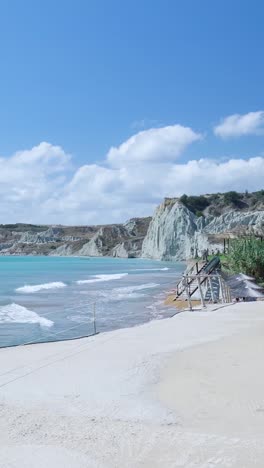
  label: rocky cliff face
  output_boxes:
[142,198,264,261]
[77,225,130,257]
[1,193,264,260]
[0,218,151,258]
[141,199,197,260]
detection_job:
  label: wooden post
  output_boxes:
[222,281,227,303]
[226,284,230,302]
[224,285,227,303]
[205,277,209,300]
[219,276,224,303]
[184,276,193,311]
[209,276,216,303]
[224,284,228,303]
[197,276,206,308]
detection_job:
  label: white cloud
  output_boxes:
[52,155,264,225]
[214,111,264,138]
[107,125,202,166]
[0,142,71,221]
[1,127,264,225]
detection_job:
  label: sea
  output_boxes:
[0,256,185,347]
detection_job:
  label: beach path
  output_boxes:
[0,302,264,467]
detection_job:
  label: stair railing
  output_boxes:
[175,256,221,300]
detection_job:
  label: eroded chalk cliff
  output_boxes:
[141,199,197,260]
[1,193,264,260]
[0,218,151,258]
[142,198,264,261]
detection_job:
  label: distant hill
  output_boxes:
[0,218,151,257]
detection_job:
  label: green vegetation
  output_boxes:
[0,223,48,232]
[223,191,240,206]
[225,238,264,281]
[254,189,264,199]
[179,194,209,216]
[179,189,264,217]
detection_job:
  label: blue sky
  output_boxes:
[0,0,264,224]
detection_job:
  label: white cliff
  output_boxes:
[1,193,264,260]
[0,218,150,257]
[18,227,62,244]
[77,224,146,258]
[142,198,264,261]
[49,244,75,256]
[203,210,264,234]
[142,199,197,260]
[112,238,143,258]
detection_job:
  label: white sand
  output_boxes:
[0,302,264,467]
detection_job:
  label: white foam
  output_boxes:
[98,291,145,301]
[132,267,170,271]
[91,282,160,302]
[0,303,53,327]
[88,282,159,302]
[114,283,159,294]
[16,282,67,293]
[77,273,128,284]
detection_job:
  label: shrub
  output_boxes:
[227,238,264,281]
[180,194,188,205]
[253,189,264,200]
[195,210,204,217]
[180,194,209,214]
[223,191,241,205]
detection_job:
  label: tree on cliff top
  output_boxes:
[223,191,240,206]
[180,194,209,216]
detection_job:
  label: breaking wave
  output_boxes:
[16,282,67,293]
[114,283,159,293]
[76,273,128,284]
[0,303,54,327]
[98,291,145,301]
[132,267,170,271]
[95,282,160,302]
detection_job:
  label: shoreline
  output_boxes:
[0,257,184,347]
[1,302,264,466]
[164,292,202,310]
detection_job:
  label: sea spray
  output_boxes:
[0,303,54,327]
[76,273,128,284]
[89,283,160,302]
[16,282,67,293]
[0,256,184,347]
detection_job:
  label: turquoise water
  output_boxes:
[0,256,185,347]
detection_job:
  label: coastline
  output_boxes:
[0,256,185,348]
[1,301,264,467]
[164,292,202,310]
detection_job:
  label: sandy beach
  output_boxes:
[1,301,264,467]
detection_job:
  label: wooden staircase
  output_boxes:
[174,256,221,301]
